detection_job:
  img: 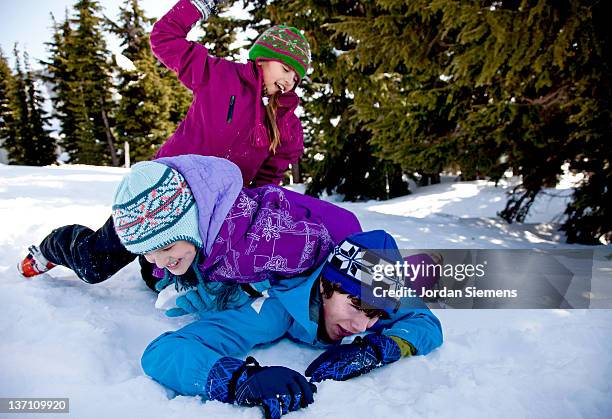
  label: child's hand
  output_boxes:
[162,282,216,317]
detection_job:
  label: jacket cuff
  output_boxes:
[389,336,416,357]
[190,0,216,20]
[205,356,245,403]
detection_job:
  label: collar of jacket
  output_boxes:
[270,264,324,343]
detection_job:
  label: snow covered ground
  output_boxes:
[1,163,610,419]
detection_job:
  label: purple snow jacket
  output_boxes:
[150,0,304,187]
[154,155,362,284]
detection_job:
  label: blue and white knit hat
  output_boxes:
[321,230,406,314]
[112,161,203,254]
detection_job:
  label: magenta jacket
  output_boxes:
[150,0,304,187]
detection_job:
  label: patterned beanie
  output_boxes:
[112,161,203,255]
[248,25,311,80]
[321,230,406,314]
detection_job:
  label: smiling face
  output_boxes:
[259,60,299,96]
[143,240,197,276]
[320,282,382,342]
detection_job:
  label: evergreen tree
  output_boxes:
[72,0,119,165]
[5,45,30,164]
[22,52,56,165]
[47,1,118,165]
[327,0,610,243]
[43,12,80,162]
[257,0,409,199]
[108,0,177,162]
[3,46,55,165]
[0,47,19,162]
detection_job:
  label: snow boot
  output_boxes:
[18,245,56,278]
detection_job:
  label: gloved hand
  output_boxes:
[207,356,316,419]
[190,0,228,19]
[164,282,216,317]
[164,282,250,317]
[305,333,401,382]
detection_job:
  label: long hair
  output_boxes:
[264,92,281,154]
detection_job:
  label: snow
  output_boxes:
[1,164,611,419]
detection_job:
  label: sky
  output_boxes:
[0,0,174,68]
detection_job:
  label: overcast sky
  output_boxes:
[0,0,175,68]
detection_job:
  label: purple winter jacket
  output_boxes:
[150,0,304,187]
[154,155,362,284]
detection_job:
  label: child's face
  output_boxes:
[320,283,381,342]
[259,60,298,95]
[144,240,197,276]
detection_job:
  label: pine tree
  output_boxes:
[326,0,610,243]
[22,52,56,165]
[43,12,80,162]
[254,0,409,199]
[4,45,31,164]
[48,0,118,166]
[0,47,19,162]
[74,0,119,165]
[2,46,55,165]
[108,0,177,162]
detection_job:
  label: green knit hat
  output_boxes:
[248,25,311,80]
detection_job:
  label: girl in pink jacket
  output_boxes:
[18,0,313,284]
[153,0,311,186]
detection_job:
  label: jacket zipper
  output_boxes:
[226,95,235,123]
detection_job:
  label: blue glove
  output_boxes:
[305,334,401,382]
[165,282,250,317]
[207,356,317,419]
[165,282,217,317]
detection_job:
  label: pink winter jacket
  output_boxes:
[150,0,304,187]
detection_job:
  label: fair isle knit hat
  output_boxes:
[248,25,311,80]
[112,161,203,255]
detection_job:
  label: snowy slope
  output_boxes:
[1,164,611,419]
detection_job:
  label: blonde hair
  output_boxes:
[264,92,281,154]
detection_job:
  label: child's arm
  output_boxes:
[150,0,218,90]
[305,307,443,383]
[377,307,443,356]
[141,296,292,398]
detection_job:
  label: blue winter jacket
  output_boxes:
[141,264,443,398]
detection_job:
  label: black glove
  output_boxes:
[305,334,401,382]
[190,0,219,19]
[207,356,317,419]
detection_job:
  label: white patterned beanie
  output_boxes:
[112,161,203,254]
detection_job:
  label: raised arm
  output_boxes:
[150,0,218,90]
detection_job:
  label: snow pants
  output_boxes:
[39,215,158,290]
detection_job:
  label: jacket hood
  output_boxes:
[155,155,243,256]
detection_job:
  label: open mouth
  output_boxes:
[275,82,286,94]
[337,325,352,338]
[166,259,181,269]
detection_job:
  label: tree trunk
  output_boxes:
[291,162,301,184]
[99,96,118,167]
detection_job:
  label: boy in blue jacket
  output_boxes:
[141,230,443,419]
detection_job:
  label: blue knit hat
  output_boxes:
[112,161,203,254]
[321,230,405,314]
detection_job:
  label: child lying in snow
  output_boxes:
[21,155,362,314]
[141,230,443,418]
